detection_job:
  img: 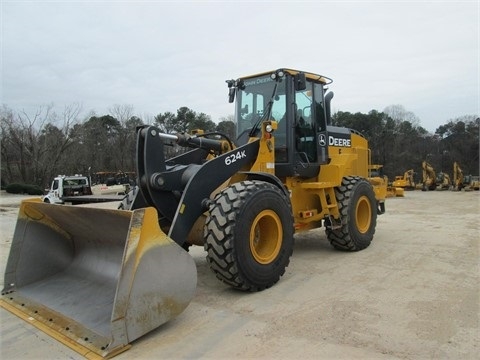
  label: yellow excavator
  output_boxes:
[455,162,480,191]
[421,160,437,191]
[392,169,415,190]
[1,69,386,358]
[463,175,480,191]
[435,171,452,190]
[452,162,464,191]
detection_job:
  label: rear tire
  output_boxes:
[326,176,377,251]
[204,180,294,291]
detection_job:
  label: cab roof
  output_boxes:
[239,68,332,85]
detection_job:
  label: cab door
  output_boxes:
[293,80,328,178]
[312,81,329,165]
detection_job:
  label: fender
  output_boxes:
[168,140,260,245]
[242,171,290,198]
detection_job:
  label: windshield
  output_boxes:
[235,75,286,136]
[64,178,88,186]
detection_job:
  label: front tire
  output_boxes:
[326,176,377,251]
[204,180,294,291]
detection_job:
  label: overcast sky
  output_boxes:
[1,0,478,132]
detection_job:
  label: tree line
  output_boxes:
[332,107,479,184]
[1,103,478,190]
[0,104,235,189]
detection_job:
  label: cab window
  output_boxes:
[313,82,326,132]
[295,82,316,162]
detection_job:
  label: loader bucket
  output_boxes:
[1,199,197,359]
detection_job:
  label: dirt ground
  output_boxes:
[0,190,478,359]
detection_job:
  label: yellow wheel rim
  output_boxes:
[249,210,283,264]
[355,195,372,234]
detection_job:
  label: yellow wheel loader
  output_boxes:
[369,164,403,198]
[1,68,386,358]
[392,169,416,190]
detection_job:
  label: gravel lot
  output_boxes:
[0,190,479,359]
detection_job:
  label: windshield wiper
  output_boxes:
[249,81,279,137]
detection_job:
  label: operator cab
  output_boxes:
[230,69,332,178]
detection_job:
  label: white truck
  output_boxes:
[43,174,128,204]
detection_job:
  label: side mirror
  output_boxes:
[228,87,235,103]
[294,72,306,91]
